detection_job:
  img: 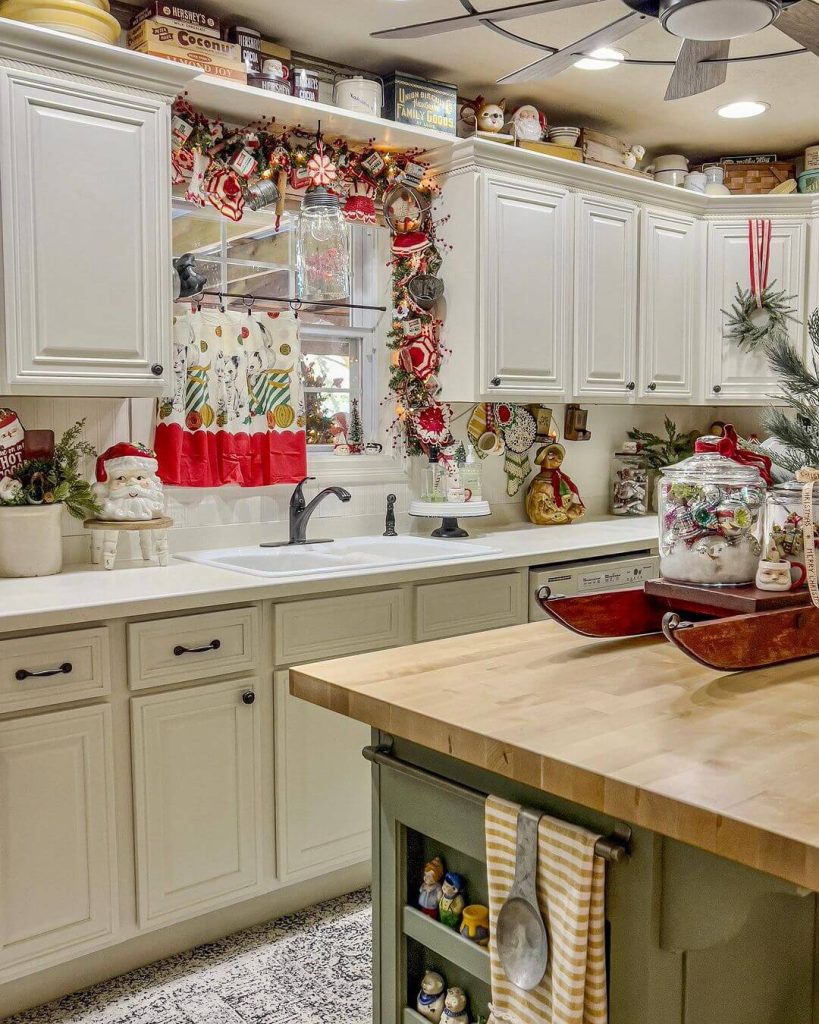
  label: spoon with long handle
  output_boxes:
[495,807,549,991]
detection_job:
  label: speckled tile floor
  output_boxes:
[4,890,371,1024]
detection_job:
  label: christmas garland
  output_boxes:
[723,281,797,353]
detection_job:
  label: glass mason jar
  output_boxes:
[296,187,351,301]
[659,449,766,585]
[763,481,818,564]
[611,452,650,516]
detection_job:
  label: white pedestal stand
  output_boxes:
[408,500,491,538]
[83,516,174,570]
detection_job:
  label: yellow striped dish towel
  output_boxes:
[486,795,607,1024]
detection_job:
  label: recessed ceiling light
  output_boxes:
[574,47,627,70]
[717,100,770,119]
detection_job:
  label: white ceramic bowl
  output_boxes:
[548,127,581,147]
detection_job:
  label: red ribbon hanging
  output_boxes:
[748,218,772,310]
[695,423,773,485]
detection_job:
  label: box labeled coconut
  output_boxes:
[128,20,246,82]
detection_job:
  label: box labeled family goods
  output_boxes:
[128,20,246,82]
[383,72,458,135]
[130,2,220,37]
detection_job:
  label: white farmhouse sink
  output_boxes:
[177,535,500,579]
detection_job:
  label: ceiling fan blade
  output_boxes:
[497,10,649,83]
[774,0,819,55]
[371,0,603,41]
[664,38,730,100]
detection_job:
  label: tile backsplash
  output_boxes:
[0,395,762,564]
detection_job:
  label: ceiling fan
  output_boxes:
[372,0,819,100]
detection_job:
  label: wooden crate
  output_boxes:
[721,161,796,194]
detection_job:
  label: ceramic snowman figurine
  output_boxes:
[438,871,466,928]
[442,987,470,1024]
[417,971,446,1023]
[418,856,445,918]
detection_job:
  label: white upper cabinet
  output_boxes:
[481,174,571,399]
[573,195,639,401]
[639,209,703,401]
[0,27,196,396]
[705,217,807,402]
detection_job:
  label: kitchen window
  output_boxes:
[171,197,382,451]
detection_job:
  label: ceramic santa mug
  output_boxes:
[755,558,807,591]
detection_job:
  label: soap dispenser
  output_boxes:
[423,447,445,502]
[460,444,482,503]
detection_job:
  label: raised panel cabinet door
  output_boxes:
[639,210,702,401]
[0,68,172,396]
[0,705,117,981]
[131,679,262,927]
[481,175,571,399]
[706,219,807,402]
[574,195,639,400]
[274,671,371,881]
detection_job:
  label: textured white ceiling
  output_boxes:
[218,0,819,160]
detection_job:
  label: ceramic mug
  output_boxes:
[684,171,707,193]
[477,430,503,455]
[755,558,807,591]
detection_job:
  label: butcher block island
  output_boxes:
[291,620,819,1024]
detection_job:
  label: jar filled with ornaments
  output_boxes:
[658,431,767,586]
[611,447,650,516]
[762,481,819,566]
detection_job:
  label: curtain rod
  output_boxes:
[191,288,386,313]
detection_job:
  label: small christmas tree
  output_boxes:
[762,308,819,472]
[348,397,363,453]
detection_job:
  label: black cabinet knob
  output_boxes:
[713,384,722,394]
[626,381,636,391]
[647,382,657,392]
[490,376,501,387]
[242,690,256,705]
[151,364,163,376]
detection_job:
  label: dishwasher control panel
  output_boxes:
[529,552,659,620]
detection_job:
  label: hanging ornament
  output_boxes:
[171,146,194,185]
[407,274,444,311]
[184,150,211,206]
[343,179,378,225]
[391,230,431,258]
[412,404,451,447]
[307,139,338,188]
[382,181,431,234]
[246,177,281,212]
[206,167,245,222]
[402,334,439,381]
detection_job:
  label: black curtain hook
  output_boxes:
[243,294,254,316]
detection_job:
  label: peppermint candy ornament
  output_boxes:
[307,143,338,188]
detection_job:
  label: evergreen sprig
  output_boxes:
[626,416,699,472]
[723,281,797,352]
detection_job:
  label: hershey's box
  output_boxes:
[130,2,220,38]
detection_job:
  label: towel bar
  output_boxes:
[363,743,631,864]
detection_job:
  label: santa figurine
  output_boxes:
[92,442,165,521]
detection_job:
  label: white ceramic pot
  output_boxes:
[684,171,707,193]
[0,504,63,577]
[653,168,687,187]
[334,76,383,118]
[648,153,689,173]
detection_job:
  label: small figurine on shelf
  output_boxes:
[525,442,586,526]
[442,987,470,1024]
[91,442,165,522]
[460,95,507,134]
[459,904,490,946]
[417,971,447,1023]
[755,556,805,591]
[438,871,466,928]
[348,398,364,454]
[418,856,445,918]
[510,104,546,141]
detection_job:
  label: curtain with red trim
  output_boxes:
[155,308,307,487]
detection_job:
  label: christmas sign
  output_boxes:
[0,409,25,476]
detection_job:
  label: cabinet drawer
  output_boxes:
[128,607,258,689]
[0,627,109,713]
[414,572,525,641]
[274,589,408,665]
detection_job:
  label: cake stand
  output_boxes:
[408,500,491,538]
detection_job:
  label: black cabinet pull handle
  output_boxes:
[151,364,164,376]
[713,384,722,394]
[490,376,501,387]
[626,381,636,391]
[173,639,221,657]
[242,690,256,705]
[16,662,72,681]
[647,382,657,391]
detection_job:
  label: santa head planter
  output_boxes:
[92,442,165,522]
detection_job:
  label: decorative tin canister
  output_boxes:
[334,75,383,118]
[383,71,458,134]
[292,66,320,103]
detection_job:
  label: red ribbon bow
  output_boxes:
[695,423,772,485]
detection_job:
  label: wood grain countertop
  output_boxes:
[291,621,819,892]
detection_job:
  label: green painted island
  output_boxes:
[291,620,819,1024]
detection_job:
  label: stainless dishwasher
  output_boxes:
[528,551,659,621]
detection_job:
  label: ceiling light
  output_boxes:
[659,0,780,41]
[717,100,769,118]
[574,47,627,70]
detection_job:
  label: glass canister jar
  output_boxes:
[296,186,351,301]
[659,449,766,585]
[762,481,818,564]
[611,450,650,516]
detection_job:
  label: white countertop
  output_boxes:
[0,517,658,633]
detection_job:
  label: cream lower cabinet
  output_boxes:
[0,705,117,981]
[705,217,808,403]
[274,671,371,881]
[131,678,263,928]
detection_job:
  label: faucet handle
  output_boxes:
[290,476,315,512]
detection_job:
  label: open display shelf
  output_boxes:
[402,906,491,985]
